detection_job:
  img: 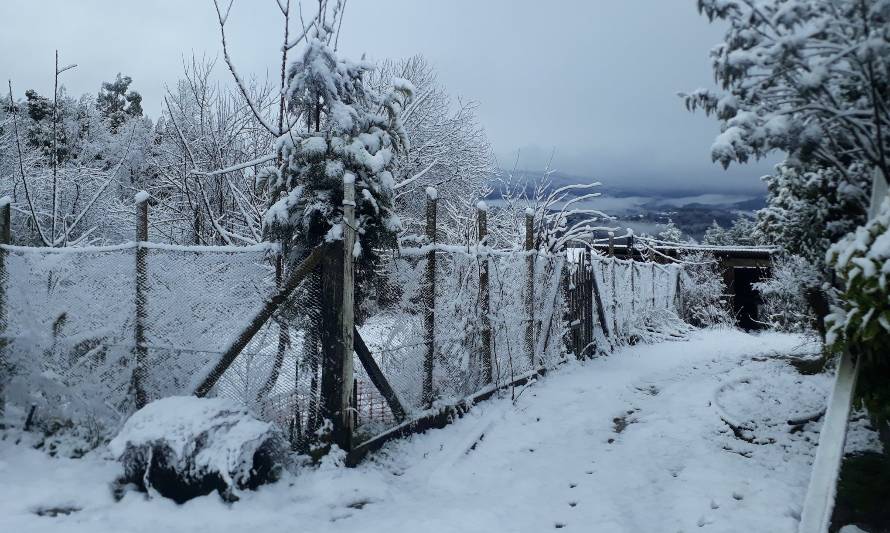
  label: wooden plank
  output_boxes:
[193,244,328,397]
[590,259,611,341]
[353,326,407,423]
[798,167,885,533]
[798,350,859,533]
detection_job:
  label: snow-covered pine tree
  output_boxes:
[701,216,760,247]
[657,219,684,243]
[97,73,143,133]
[261,37,412,266]
[756,162,869,267]
[702,220,730,246]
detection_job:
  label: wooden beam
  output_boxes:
[353,327,406,423]
[590,259,611,341]
[345,365,550,467]
[193,244,328,397]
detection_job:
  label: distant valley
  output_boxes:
[488,170,766,240]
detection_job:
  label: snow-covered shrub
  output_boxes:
[678,251,733,328]
[109,396,285,503]
[826,197,890,429]
[753,254,821,332]
[627,307,694,345]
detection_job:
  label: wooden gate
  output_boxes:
[565,249,611,358]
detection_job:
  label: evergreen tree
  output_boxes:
[702,216,760,247]
[97,73,143,132]
[657,219,684,243]
[23,88,74,163]
[756,163,869,268]
[261,37,412,266]
[702,221,729,246]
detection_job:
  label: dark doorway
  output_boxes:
[733,267,767,331]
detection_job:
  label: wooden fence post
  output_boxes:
[675,267,685,317]
[610,259,618,337]
[133,191,149,409]
[0,197,10,423]
[608,231,614,257]
[590,257,611,343]
[422,187,437,407]
[582,251,594,357]
[525,209,535,366]
[651,263,656,310]
[340,177,356,450]
[319,177,356,452]
[477,202,492,384]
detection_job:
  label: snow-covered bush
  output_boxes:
[678,251,733,328]
[109,396,285,503]
[753,254,821,332]
[627,307,694,345]
[826,197,890,429]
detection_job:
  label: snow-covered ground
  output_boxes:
[0,329,871,533]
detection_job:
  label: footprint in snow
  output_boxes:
[696,515,714,527]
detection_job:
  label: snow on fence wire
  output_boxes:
[350,246,684,442]
[0,240,299,428]
[591,256,684,344]
[353,247,566,438]
[0,189,687,458]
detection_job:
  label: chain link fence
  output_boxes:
[0,233,683,454]
[0,241,331,449]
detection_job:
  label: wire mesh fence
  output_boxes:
[0,229,683,455]
[0,242,291,426]
[353,247,566,438]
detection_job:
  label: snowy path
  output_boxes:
[0,330,827,533]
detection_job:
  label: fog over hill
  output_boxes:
[488,170,767,240]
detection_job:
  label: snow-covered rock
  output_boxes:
[109,396,285,503]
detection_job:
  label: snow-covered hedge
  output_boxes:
[109,396,285,503]
[826,197,890,428]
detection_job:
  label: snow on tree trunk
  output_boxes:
[109,396,285,503]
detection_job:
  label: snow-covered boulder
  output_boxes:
[109,396,285,503]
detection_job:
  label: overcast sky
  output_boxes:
[0,0,778,194]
